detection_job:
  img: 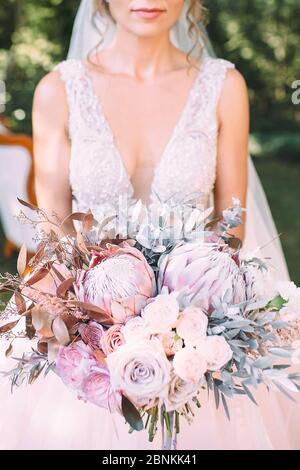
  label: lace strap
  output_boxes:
[53,59,87,138]
[195,57,235,115]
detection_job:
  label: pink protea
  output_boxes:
[158,241,247,314]
[74,243,156,323]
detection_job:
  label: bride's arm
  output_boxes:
[32,71,75,237]
[214,68,249,242]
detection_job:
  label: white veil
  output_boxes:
[67,0,290,282]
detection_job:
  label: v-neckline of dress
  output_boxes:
[80,57,205,202]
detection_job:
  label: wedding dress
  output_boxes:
[0,53,299,450]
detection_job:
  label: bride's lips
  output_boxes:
[131,8,166,20]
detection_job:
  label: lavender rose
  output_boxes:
[106,339,171,407]
[56,341,96,390]
[165,371,200,412]
[81,366,121,413]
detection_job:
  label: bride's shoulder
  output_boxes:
[33,59,83,109]
[202,56,247,97]
[203,56,245,83]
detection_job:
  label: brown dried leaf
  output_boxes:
[94,349,108,368]
[26,314,36,340]
[5,342,13,357]
[57,277,75,298]
[28,242,47,268]
[17,244,27,277]
[83,211,95,234]
[69,300,114,325]
[76,231,90,256]
[0,320,20,333]
[37,340,48,355]
[52,316,70,346]
[51,264,67,283]
[14,292,27,315]
[17,197,40,212]
[31,306,54,338]
[228,237,242,250]
[25,263,53,287]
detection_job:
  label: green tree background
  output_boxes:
[0,0,299,281]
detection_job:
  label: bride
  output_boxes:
[0,0,298,450]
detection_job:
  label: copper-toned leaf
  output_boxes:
[83,211,95,233]
[25,263,53,287]
[26,314,36,340]
[76,231,90,256]
[57,277,75,298]
[51,264,67,283]
[69,301,114,325]
[31,306,54,338]
[0,320,20,333]
[14,292,27,315]
[5,342,13,357]
[37,340,48,355]
[54,243,64,264]
[17,244,28,277]
[17,197,40,212]
[28,242,47,268]
[52,316,70,346]
[94,349,108,368]
[228,237,242,250]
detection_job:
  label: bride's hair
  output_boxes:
[89,0,207,68]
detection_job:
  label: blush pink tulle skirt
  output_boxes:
[0,335,299,450]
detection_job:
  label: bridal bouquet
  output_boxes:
[1,197,300,449]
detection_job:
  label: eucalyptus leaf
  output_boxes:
[242,383,258,405]
[268,348,292,358]
[121,395,144,432]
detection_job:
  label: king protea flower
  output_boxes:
[158,241,248,314]
[74,243,156,323]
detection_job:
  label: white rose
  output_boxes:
[280,291,300,321]
[275,281,298,302]
[176,306,208,346]
[165,371,200,412]
[121,316,150,342]
[142,294,179,334]
[196,336,233,371]
[157,332,183,357]
[106,339,171,407]
[173,347,207,384]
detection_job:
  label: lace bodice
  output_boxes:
[54,56,235,220]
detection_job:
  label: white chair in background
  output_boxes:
[0,131,38,256]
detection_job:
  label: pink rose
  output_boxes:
[101,324,125,356]
[79,321,105,351]
[56,341,96,390]
[81,366,121,413]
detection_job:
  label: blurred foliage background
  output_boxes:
[0,0,299,282]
